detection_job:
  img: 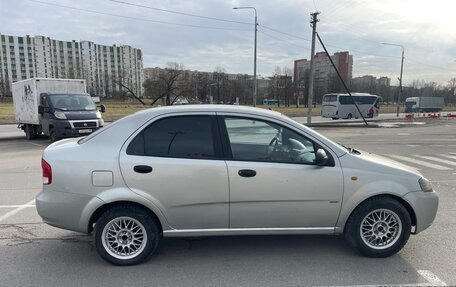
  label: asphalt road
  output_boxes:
[0,119,455,287]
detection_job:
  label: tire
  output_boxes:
[344,197,411,258]
[95,205,160,265]
[49,129,59,142]
[24,124,36,140]
[347,113,352,119]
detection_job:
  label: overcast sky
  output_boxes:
[1,0,455,86]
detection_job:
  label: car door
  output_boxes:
[39,94,51,135]
[119,114,229,230]
[220,115,344,229]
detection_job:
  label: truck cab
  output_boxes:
[37,93,105,142]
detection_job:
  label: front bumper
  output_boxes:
[36,188,104,233]
[52,119,103,138]
[403,190,439,234]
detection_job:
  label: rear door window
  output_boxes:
[127,116,218,159]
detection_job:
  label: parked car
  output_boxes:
[36,105,438,265]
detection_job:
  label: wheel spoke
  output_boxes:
[102,216,148,259]
[359,209,402,250]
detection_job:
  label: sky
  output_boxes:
[1,0,456,86]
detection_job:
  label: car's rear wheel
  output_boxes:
[95,205,159,265]
[25,124,36,140]
[345,197,411,258]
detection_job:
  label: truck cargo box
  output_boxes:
[12,78,86,125]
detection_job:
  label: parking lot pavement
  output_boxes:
[0,122,455,286]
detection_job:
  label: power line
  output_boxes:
[406,58,455,72]
[260,25,311,42]
[27,0,455,74]
[258,30,308,50]
[28,0,251,31]
[110,0,253,26]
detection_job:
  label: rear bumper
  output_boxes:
[36,188,104,233]
[403,191,439,234]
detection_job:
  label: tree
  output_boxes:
[143,62,191,106]
[447,78,456,105]
[212,66,227,103]
[282,67,294,107]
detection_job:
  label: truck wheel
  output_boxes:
[345,197,411,258]
[24,125,36,140]
[95,205,160,265]
[49,129,59,142]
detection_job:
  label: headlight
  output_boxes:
[96,111,102,119]
[54,111,67,119]
[419,177,433,192]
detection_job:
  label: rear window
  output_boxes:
[323,94,337,102]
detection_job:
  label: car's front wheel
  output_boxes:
[345,197,411,258]
[95,205,160,265]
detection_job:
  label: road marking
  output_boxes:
[0,199,36,222]
[327,270,447,287]
[397,133,410,135]
[0,205,36,208]
[407,144,420,147]
[418,270,447,286]
[414,155,456,167]
[27,142,47,147]
[386,155,451,170]
[442,154,456,160]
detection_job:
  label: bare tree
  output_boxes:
[212,66,227,103]
[282,67,294,107]
[143,62,190,106]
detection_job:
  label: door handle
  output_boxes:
[238,169,256,178]
[134,165,153,174]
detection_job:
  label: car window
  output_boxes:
[224,117,316,164]
[127,116,216,159]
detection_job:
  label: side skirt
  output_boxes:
[163,227,336,238]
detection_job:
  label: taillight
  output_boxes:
[42,158,52,185]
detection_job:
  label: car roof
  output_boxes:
[133,104,284,118]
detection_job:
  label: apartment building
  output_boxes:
[294,51,353,103]
[0,33,143,97]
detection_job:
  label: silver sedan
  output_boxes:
[36,105,438,265]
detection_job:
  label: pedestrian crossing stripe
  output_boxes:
[440,154,456,161]
[415,155,456,167]
[385,154,452,170]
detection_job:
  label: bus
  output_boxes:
[263,99,279,105]
[321,93,382,120]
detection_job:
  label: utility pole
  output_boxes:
[397,48,404,117]
[307,12,319,124]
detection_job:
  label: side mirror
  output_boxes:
[315,148,329,166]
[99,104,106,113]
[38,106,50,114]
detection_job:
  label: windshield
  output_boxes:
[49,94,96,111]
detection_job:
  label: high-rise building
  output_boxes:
[294,51,353,103]
[0,33,143,97]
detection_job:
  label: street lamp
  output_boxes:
[233,6,257,107]
[382,42,404,117]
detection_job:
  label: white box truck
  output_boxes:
[404,97,444,113]
[12,78,105,141]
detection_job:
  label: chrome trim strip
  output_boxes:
[163,227,335,237]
